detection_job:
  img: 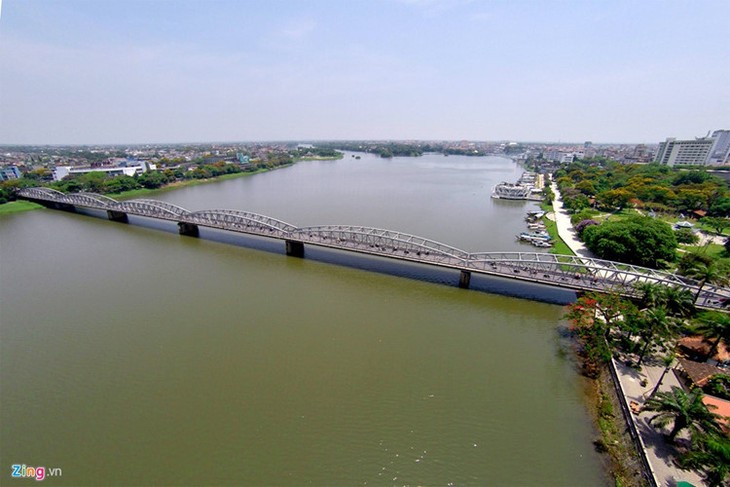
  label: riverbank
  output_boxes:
[109,165,288,200]
[0,163,296,212]
[0,200,43,215]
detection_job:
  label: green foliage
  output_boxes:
[701,216,730,235]
[596,188,632,211]
[678,255,730,304]
[564,293,637,376]
[644,386,721,442]
[582,216,677,268]
[675,227,699,244]
[677,252,715,275]
[673,170,713,186]
[694,311,730,360]
[570,208,598,225]
[703,374,730,400]
[678,432,730,487]
[709,196,730,217]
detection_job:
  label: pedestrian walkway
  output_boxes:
[612,358,706,486]
[549,182,595,258]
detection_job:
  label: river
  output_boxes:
[0,152,608,485]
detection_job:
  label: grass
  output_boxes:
[680,243,730,268]
[0,200,43,215]
[541,215,575,256]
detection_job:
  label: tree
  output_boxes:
[674,227,699,244]
[596,188,632,210]
[678,432,730,487]
[660,285,695,318]
[635,307,676,365]
[703,374,730,400]
[582,215,677,268]
[694,311,730,361]
[709,196,730,217]
[644,386,721,443]
[564,295,612,377]
[633,281,666,310]
[679,258,730,305]
[701,216,730,235]
[563,193,591,213]
[575,180,596,196]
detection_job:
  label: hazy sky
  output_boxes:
[0,0,728,145]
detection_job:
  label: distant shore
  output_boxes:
[0,162,302,215]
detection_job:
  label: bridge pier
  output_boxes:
[285,239,305,258]
[107,210,128,223]
[178,222,200,237]
[458,270,471,289]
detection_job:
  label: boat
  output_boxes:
[520,231,551,240]
[492,182,532,199]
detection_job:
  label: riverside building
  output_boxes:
[655,129,730,166]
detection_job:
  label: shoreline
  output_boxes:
[0,162,298,214]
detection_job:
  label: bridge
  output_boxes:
[19,187,730,310]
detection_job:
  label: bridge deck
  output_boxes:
[18,188,730,310]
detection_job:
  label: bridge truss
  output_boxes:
[18,188,730,309]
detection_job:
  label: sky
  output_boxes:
[0,0,728,145]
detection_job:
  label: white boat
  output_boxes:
[492,182,532,199]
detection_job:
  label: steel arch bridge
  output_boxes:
[18,188,730,309]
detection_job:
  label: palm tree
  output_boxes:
[648,351,676,399]
[679,432,730,487]
[643,386,721,443]
[660,285,695,318]
[636,308,676,366]
[682,260,730,305]
[634,281,664,310]
[694,311,730,361]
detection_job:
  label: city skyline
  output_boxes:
[1,0,728,145]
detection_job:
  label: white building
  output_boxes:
[655,137,714,166]
[655,130,730,166]
[707,129,730,165]
[52,161,156,181]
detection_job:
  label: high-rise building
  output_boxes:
[655,137,713,166]
[707,129,730,165]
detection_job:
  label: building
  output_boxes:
[707,129,730,165]
[655,137,714,166]
[52,161,155,181]
[0,166,22,181]
[656,130,730,166]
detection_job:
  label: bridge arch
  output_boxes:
[19,187,68,201]
[67,192,119,208]
[184,209,298,237]
[290,225,470,265]
[109,199,189,219]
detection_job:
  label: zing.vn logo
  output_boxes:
[10,464,63,481]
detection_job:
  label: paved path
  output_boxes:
[612,359,706,486]
[549,182,596,258]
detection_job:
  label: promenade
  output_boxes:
[549,181,595,258]
[550,182,707,487]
